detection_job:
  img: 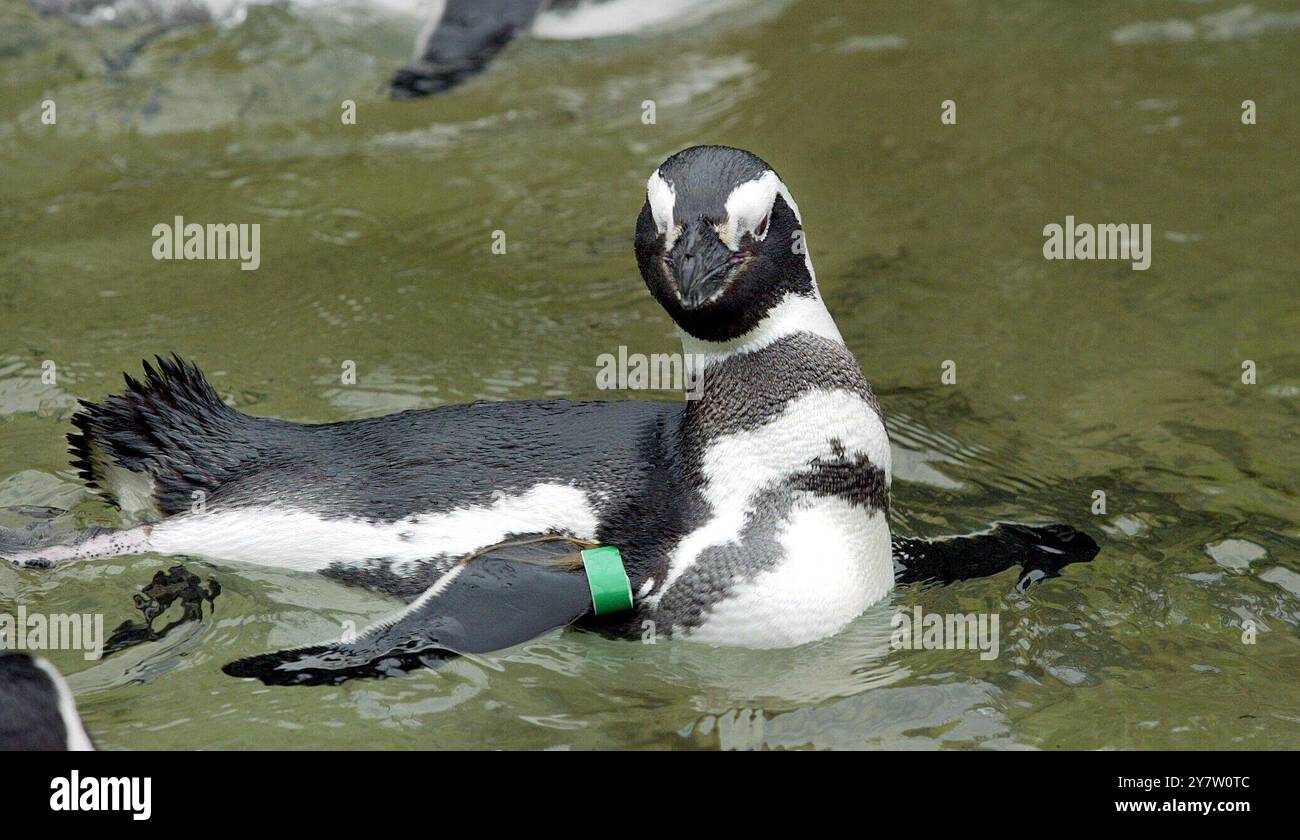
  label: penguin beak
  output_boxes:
[669,222,734,308]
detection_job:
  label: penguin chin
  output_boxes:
[662,285,768,343]
[641,249,784,343]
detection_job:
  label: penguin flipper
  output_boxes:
[391,0,546,98]
[222,536,595,686]
[892,522,1100,591]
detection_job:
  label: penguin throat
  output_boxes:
[679,291,844,370]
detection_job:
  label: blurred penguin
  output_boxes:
[0,653,94,751]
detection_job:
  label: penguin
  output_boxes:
[29,0,751,98]
[3,145,1098,685]
[0,654,95,750]
[391,0,750,98]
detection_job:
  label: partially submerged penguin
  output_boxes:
[391,0,749,98]
[30,0,747,99]
[0,654,95,750]
[3,145,1097,685]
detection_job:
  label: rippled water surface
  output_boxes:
[1,0,1297,749]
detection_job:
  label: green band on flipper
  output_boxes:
[580,546,633,615]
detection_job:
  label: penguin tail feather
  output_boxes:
[68,354,254,517]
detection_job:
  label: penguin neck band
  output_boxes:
[580,546,633,615]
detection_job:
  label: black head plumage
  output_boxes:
[634,146,816,342]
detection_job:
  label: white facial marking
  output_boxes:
[646,169,679,248]
[719,170,780,249]
[774,181,803,223]
[771,178,816,287]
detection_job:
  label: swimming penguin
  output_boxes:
[30,0,751,99]
[3,145,1097,685]
[391,0,750,98]
[0,654,95,750]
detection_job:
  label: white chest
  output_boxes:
[684,497,893,648]
[650,388,894,647]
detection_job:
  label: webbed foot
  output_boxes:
[105,562,222,655]
[1004,523,1100,591]
[894,522,1100,589]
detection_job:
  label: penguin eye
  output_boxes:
[723,170,781,246]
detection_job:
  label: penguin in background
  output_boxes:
[392,0,551,98]
[391,0,751,98]
[0,653,95,751]
[27,0,758,98]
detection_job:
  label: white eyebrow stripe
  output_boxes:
[726,171,818,289]
[721,170,781,248]
[774,177,816,287]
[647,169,678,246]
[773,179,803,223]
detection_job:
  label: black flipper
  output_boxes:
[390,0,546,98]
[892,523,1099,591]
[222,537,595,686]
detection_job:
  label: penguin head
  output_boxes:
[635,145,817,343]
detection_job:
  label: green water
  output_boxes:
[1,0,1297,749]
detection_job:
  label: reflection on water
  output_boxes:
[0,0,1297,749]
[1111,4,1300,45]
